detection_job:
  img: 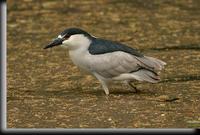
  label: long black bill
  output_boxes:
[44,38,64,49]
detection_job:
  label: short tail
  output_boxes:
[131,69,160,83]
[136,56,166,71]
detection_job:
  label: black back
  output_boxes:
[89,38,144,57]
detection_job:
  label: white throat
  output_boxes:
[62,34,91,52]
[65,34,92,72]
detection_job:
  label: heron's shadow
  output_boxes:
[85,87,156,95]
[111,88,156,95]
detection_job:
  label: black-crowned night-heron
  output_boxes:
[44,28,166,95]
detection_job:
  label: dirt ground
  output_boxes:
[7,0,200,128]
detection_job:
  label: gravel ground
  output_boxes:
[7,0,200,128]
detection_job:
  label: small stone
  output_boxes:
[156,95,179,102]
[108,118,112,121]
[157,95,169,100]
[159,103,166,107]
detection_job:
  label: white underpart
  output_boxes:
[62,34,166,95]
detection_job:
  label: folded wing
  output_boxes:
[88,51,166,80]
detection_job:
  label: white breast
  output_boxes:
[66,34,94,72]
[69,49,93,72]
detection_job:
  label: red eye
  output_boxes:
[64,34,70,39]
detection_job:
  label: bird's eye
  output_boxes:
[64,34,70,39]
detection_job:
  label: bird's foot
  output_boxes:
[128,82,140,93]
[104,89,110,95]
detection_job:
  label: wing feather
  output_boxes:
[88,51,140,78]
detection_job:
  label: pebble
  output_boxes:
[161,114,165,116]
[108,118,112,121]
[156,95,179,102]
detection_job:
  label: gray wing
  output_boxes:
[88,51,141,78]
[87,51,166,79]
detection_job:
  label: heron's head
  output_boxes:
[44,28,92,50]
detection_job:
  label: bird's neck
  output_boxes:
[68,44,91,71]
[67,35,92,52]
[68,38,92,58]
